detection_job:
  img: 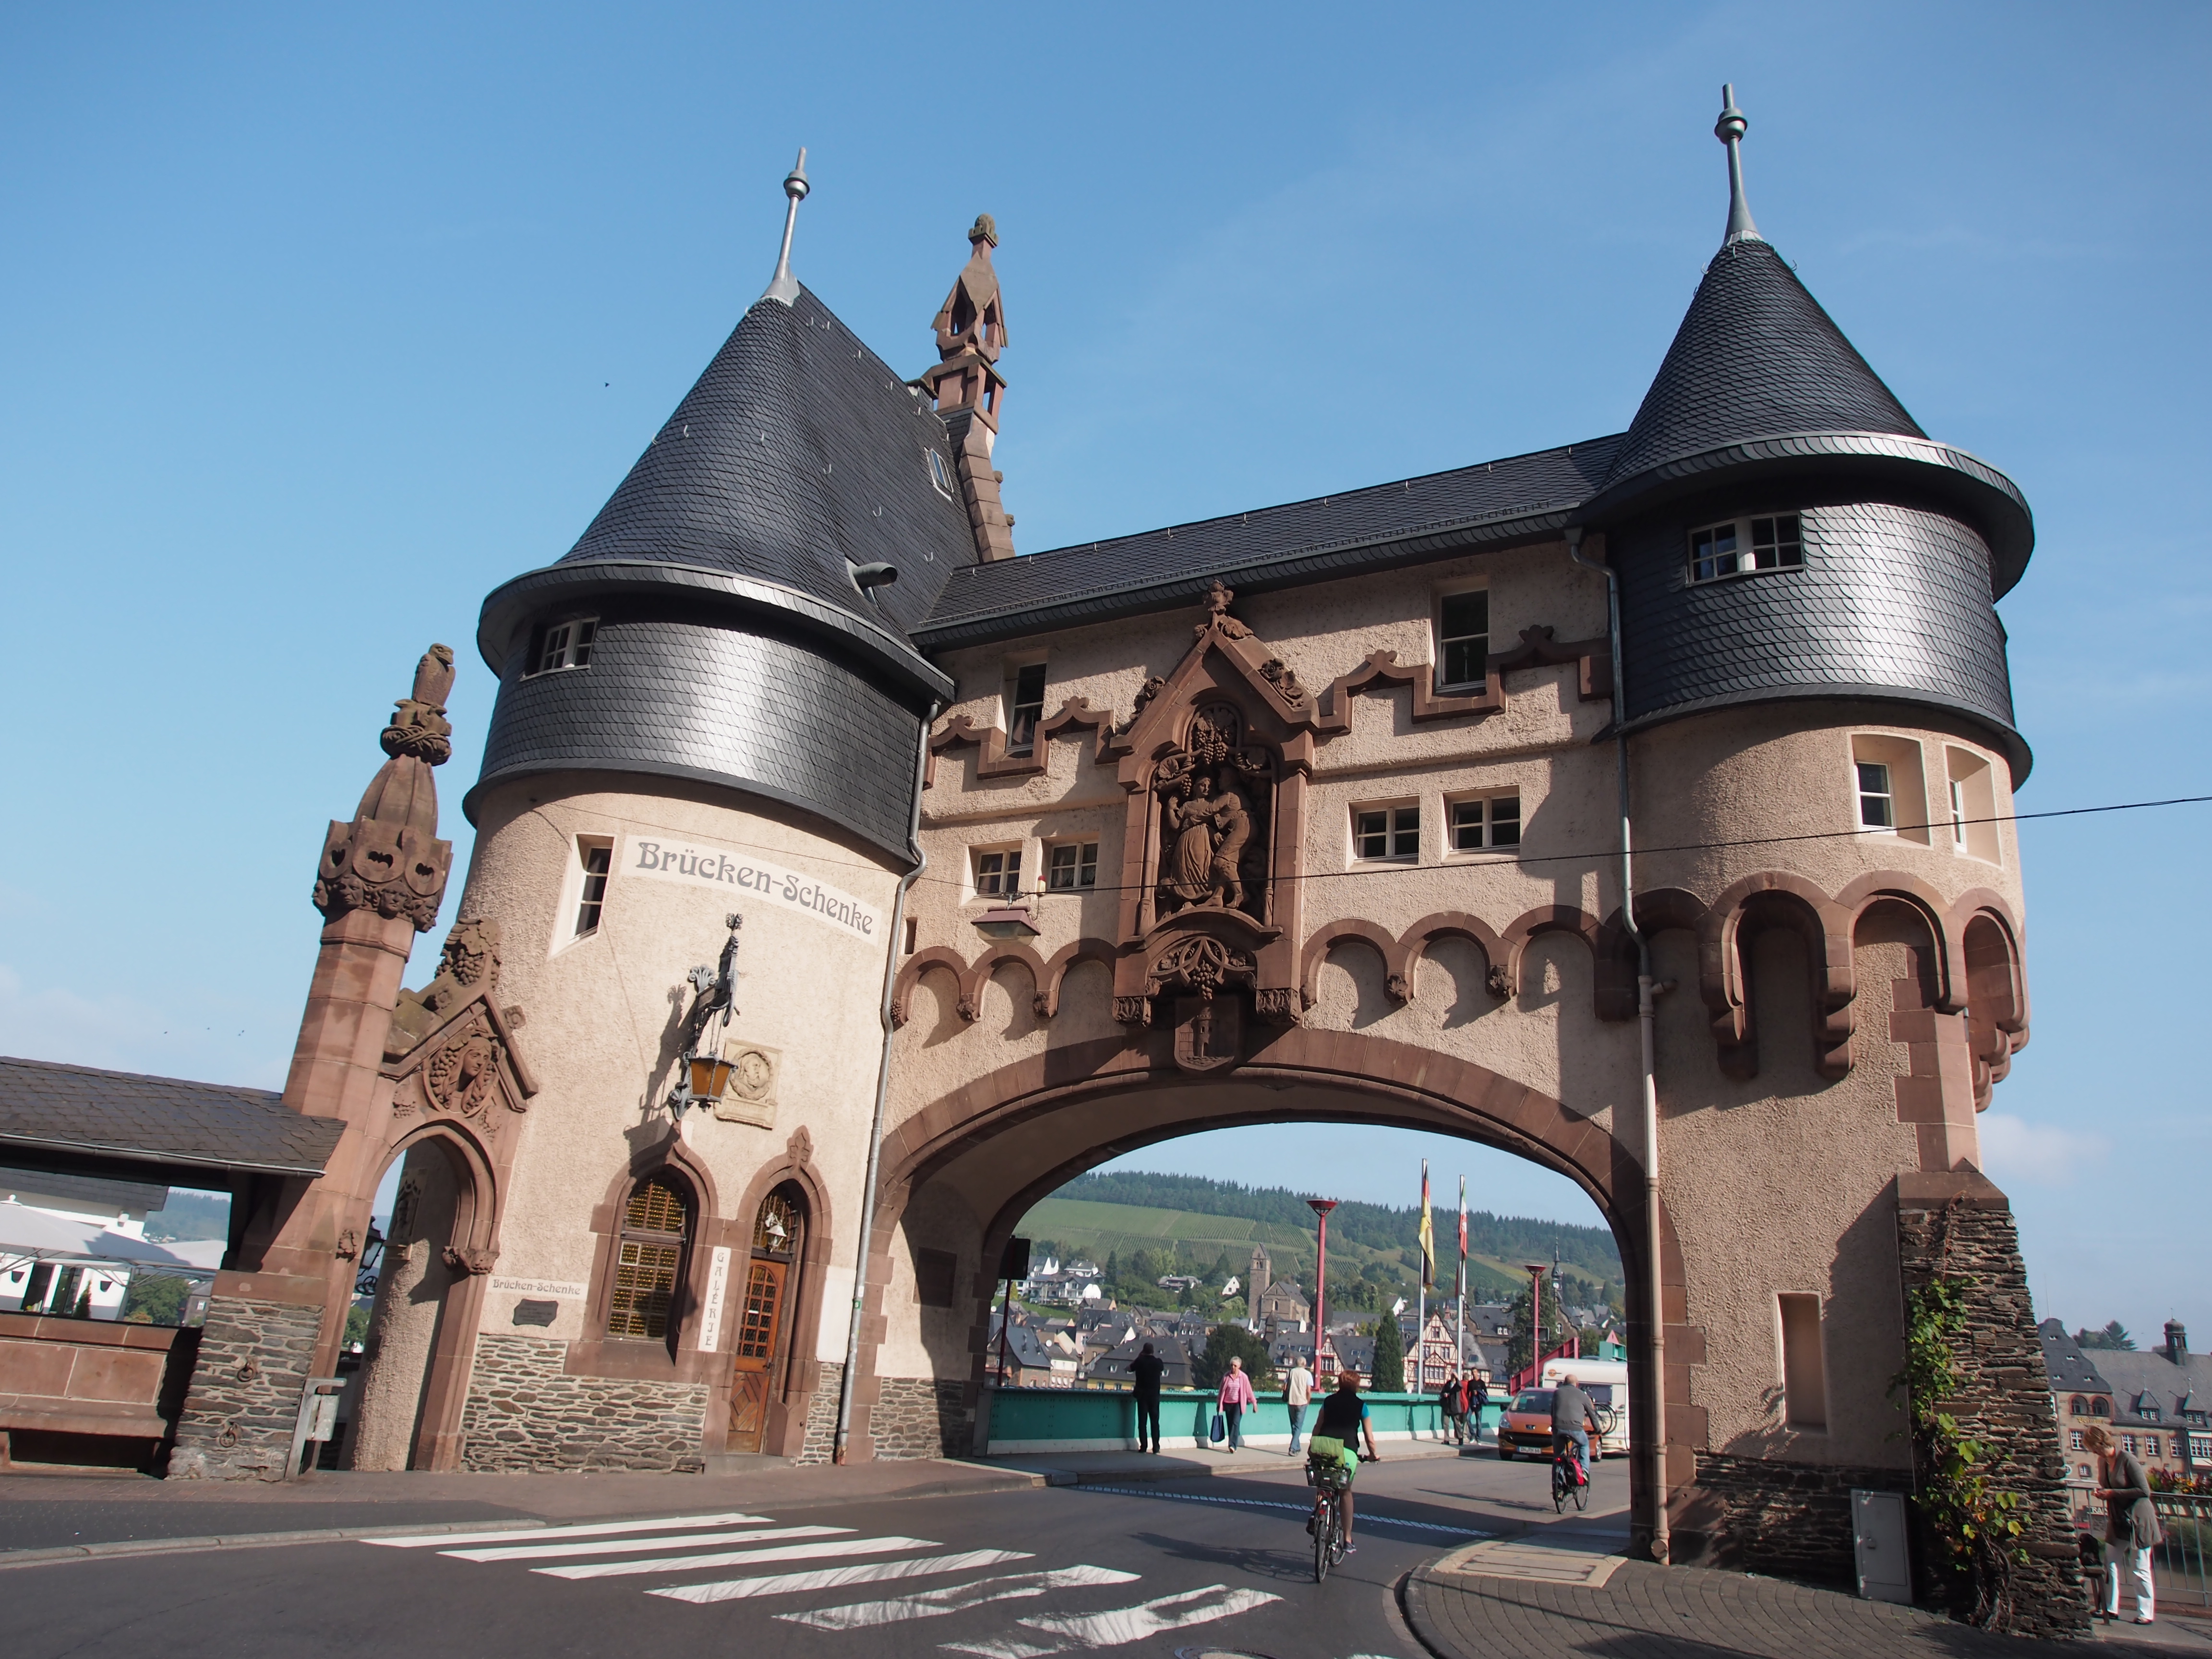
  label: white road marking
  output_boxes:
[781,1565,1139,1630]
[537,1534,939,1581]
[649,1549,1034,1606]
[442,1524,843,1563]
[942,1583,1281,1655]
[364,1512,772,1549]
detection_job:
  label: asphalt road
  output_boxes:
[4,1450,1631,1659]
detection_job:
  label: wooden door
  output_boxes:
[727,1257,789,1454]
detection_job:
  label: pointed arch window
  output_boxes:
[607,1177,690,1341]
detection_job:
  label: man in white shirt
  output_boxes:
[1283,1356,1316,1456]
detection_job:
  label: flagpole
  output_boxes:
[1415,1159,1431,1397]
[1456,1174,1467,1438]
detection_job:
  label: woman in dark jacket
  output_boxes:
[2085,1425,2162,1624]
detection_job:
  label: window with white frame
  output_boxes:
[2192,1433,2212,1462]
[1689,513,1803,584]
[1450,793,1521,852]
[529,617,599,676]
[1354,804,1419,861]
[972,845,1023,898]
[573,839,613,938]
[2069,1430,2084,1451]
[1003,662,1048,755]
[1855,761,1894,830]
[927,447,955,499]
[1046,841,1098,891]
[1435,589,1490,689]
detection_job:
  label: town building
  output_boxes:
[2040,1319,2212,1511]
[8,91,2083,1618]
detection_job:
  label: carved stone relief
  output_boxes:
[712,1038,781,1130]
[1172,995,1241,1073]
[1153,702,1272,924]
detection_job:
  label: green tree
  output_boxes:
[120,1273,191,1325]
[1370,1314,1406,1393]
[344,1304,372,1348]
[2076,1321,2135,1351]
[1192,1323,1275,1390]
[1507,1280,1567,1374]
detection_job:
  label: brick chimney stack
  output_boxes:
[919,215,1017,563]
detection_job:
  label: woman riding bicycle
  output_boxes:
[1306,1375,1382,1550]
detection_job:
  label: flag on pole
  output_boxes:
[1457,1174,1467,1300]
[1418,1160,1435,1290]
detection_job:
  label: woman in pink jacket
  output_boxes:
[1217,1355,1258,1452]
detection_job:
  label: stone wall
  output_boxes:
[872,1376,967,1460]
[1896,1175,2085,1638]
[1682,1454,1909,1586]
[796,1360,840,1464]
[169,1295,322,1480]
[458,1334,707,1472]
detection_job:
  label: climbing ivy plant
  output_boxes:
[1892,1273,2029,1629]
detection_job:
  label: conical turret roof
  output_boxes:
[1601,238,1923,489]
[558,285,979,641]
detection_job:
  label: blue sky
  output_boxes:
[3,5,2206,1348]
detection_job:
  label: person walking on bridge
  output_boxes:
[1217,1354,1257,1452]
[1131,1342,1165,1455]
[1283,1353,1315,1456]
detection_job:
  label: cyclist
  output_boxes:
[1305,1374,1382,1551]
[1550,1372,1600,1485]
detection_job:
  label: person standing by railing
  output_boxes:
[2086,1425,2162,1624]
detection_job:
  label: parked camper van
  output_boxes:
[1539,1358,1630,1457]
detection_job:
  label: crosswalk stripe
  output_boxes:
[779,1565,1140,1630]
[649,1550,1034,1606]
[364,1512,772,1549]
[536,1534,939,1582]
[943,1583,1282,1656]
[441,1524,843,1564]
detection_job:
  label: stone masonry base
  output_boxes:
[168,1294,322,1481]
[458,1334,708,1472]
[872,1377,969,1460]
[1674,1454,1909,1587]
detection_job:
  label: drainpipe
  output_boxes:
[1566,525,1670,1564]
[833,697,940,1464]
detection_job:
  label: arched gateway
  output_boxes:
[170,97,2079,1626]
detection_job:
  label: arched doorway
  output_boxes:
[728,1182,807,1455]
[344,1132,493,1471]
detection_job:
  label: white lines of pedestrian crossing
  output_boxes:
[358,1506,1281,1650]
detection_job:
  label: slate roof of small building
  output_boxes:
[0,1056,343,1178]
[2084,1347,2212,1428]
[558,285,979,645]
[2039,1319,2114,1398]
[1600,238,1923,489]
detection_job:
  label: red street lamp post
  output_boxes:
[1522,1261,1548,1388]
[1309,1198,1339,1378]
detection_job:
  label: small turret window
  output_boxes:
[928,448,955,499]
[528,618,598,676]
[1689,514,1802,583]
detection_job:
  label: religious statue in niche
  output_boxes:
[1153,702,1271,923]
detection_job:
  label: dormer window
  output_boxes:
[1689,513,1802,584]
[528,618,597,676]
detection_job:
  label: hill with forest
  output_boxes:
[1019,1171,1621,1311]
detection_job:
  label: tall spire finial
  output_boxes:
[1714,84,1761,247]
[761,147,810,306]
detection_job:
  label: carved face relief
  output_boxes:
[1153,702,1272,925]
[427,1032,499,1118]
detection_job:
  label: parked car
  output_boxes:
[1496,1388,1557,1460]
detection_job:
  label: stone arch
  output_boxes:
[1954,897,2028,1107]
[1399,911,1507,1005]
[1498,903,1603,1001]
[861,1027,1687,1560]
[891,946,972,1028]
[1593,888,1708,1022]
[969,939,1049,1026]
[1835,871,1960,1012]
[1698,874,1851,1080]
[1035,938,1118,1018]
[1297,918,1400,1009]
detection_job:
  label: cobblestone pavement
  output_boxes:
[1407,1548,2212,1658]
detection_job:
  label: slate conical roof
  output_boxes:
[1602,237,1924,488]
[558,284,979,643]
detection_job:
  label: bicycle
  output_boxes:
[1551,1432,1590,1514]
[1305,1449,1366,1582]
